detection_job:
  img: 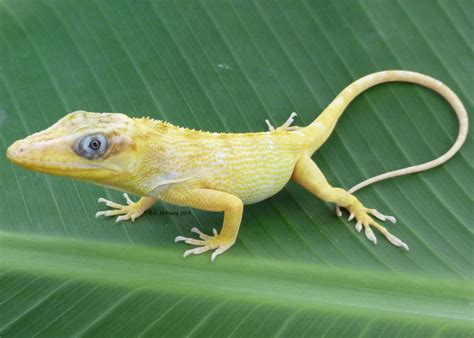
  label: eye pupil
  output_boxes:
[89,140,101,150]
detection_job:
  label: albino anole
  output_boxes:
[7,70,468,261]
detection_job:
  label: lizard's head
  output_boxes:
[7,111,145,193]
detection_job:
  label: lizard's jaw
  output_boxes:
[7,139,104,176]
[7,139,111,177]
[6,137,140,195]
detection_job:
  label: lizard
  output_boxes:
[6,70,468,261]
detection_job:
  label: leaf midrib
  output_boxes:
[1,230,471,322]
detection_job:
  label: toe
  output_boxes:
[175,236,187,243]
[369,209,397,224]
[116,214,130,223]
[265,119,275,131]
[191,227,211,240]
[210,243,232,262]
[183,238,206,246]
[183,246,211,258]
[98,198,124,209]
[211,247,225,262]
[384,232,409,251]
[174,236,206,246]
[123,193,134,205]
[364,226,377,244]
[96,209,125,218]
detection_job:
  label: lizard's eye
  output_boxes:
[75,134,108,159]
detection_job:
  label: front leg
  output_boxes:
[292,156,408,250]
[162,188,244,261]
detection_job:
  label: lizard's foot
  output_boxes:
[175,227,235,262]
[265,112,300,131]
[336,205,397,224]
[339,202,409,251]
[95,193,151,223]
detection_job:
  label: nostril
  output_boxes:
[6,141,26,161]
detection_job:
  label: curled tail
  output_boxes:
[302,70,469,193]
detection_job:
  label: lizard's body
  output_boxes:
[142,124,303,205]
[7,71,468,261]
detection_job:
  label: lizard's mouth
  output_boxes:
[6,139,106,174]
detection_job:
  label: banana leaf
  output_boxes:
[0,0,472,336]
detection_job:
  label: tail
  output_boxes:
[302,70,468,194]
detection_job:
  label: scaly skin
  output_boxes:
[7,71,468,261]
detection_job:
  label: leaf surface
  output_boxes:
[0,0,472,336]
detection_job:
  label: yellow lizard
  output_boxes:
[7,71,468,261]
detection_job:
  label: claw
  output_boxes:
[95,195,153,223]
[185,238,205,245]
[280,112,297,130]
[265,119,275,131]
[176,227,234,261]
[384,232,409,251]
[365,227,377,244]
[176,235,206,246]
[116,215,130,223]
[342,202,408,250]
[335,206,342,217]
[386,216,397,224]
[191,227,211,240]
[175,236,186,243]
[211,247,226,262]
[98,198,122,209]
[369,209,396,224]
[184,246,211,258]
[96,209,124,218]
[123,193,134,205]
[265,112,298,131]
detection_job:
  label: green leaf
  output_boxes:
[0,0,472,337]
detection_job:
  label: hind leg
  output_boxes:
[292,156,408,250]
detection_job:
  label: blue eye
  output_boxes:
[75,134,108,159]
